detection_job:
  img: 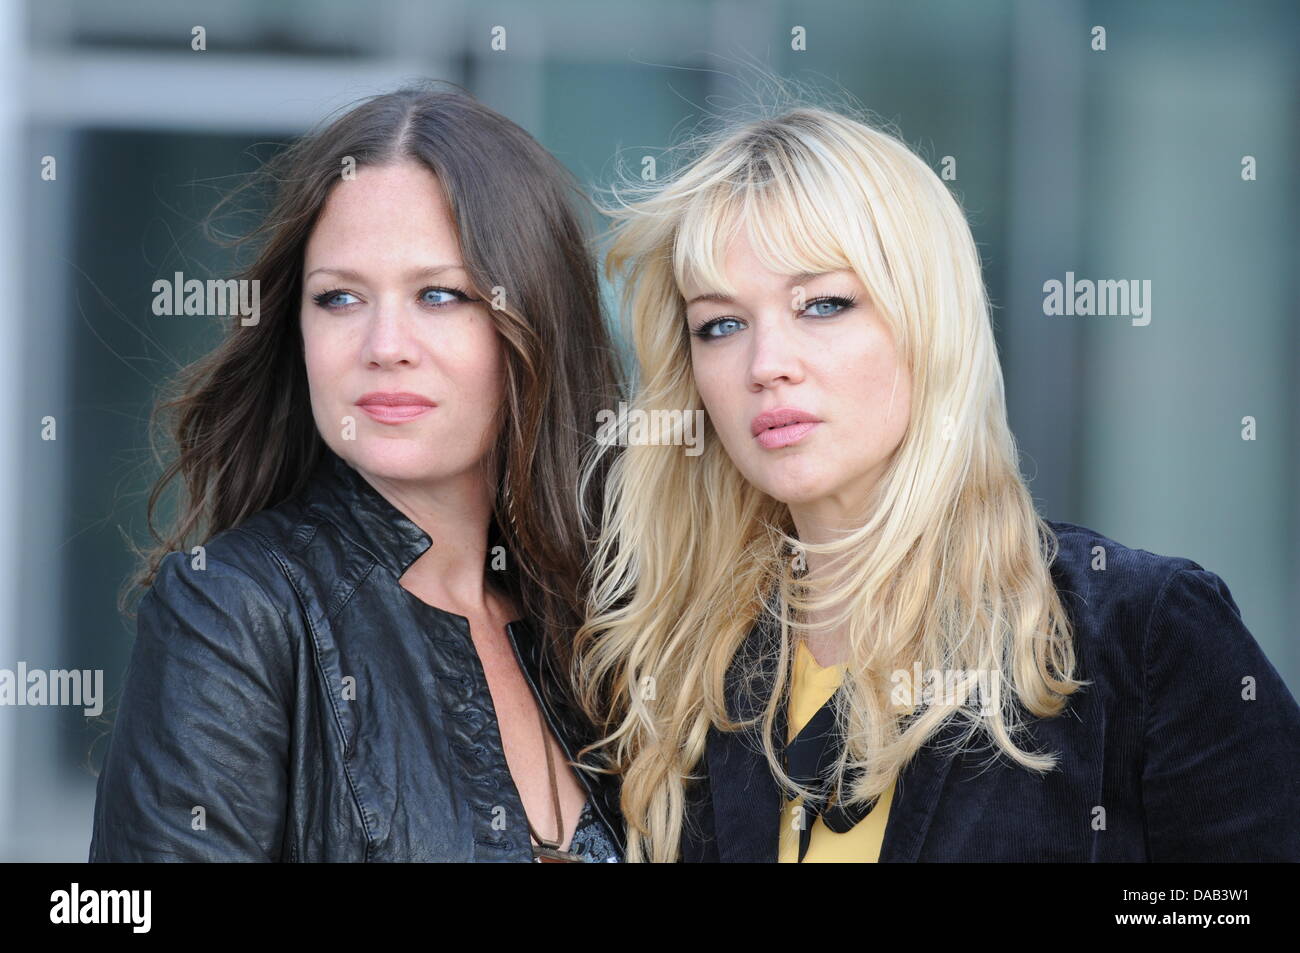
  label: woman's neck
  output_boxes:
[360,466,507,618]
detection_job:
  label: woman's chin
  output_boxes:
[338,443,456,485]
[752,474,833,509]
[733,454,825,505]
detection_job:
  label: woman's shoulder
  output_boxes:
[1039,518,1288,700]
[143,530,301,653]
[1041,517,1211,619]
[1044,517,1203,574]
[129,533,302,732]
[161,472,366,604]
[141,496,318,645]
[158,501,305,594]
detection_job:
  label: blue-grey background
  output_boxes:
[0,0,1294,860]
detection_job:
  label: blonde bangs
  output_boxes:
[672,138,866,305]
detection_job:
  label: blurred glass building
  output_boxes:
[0,0,1294,859]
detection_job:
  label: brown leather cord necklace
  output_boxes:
[526,705,581,863]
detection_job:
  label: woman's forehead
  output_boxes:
[675,207,853,301]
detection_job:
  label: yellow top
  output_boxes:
[777,640,894,863]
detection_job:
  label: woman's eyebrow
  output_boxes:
[684,290,733,306]
[684,272,836,307]
[305,264,467,282]
[789,270,832,285]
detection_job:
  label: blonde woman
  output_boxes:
[574,104,1300,863]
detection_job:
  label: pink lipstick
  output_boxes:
[751,407,821,449]
[356,391,436,424]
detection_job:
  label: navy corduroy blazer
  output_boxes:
[679,520,1300,862]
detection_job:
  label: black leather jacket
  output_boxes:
[89,449,625,862]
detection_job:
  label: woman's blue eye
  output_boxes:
[690,295,857,340]
[312,289,359,309]
[421,287,464,306]
[311,286,473,311]
[801,295,856,318]
[692,317,744,340]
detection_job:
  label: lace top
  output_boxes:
[550,798,621,863]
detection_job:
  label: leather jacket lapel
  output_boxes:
[505,619,627,855]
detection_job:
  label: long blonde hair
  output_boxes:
[574,99,1086,863]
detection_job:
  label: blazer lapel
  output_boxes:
[876,718,962,861]
[706,615,961,863]
[706,617,785,862]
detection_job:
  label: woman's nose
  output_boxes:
[747,312,804,388]
[362,299,419,367]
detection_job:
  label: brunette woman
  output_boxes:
[90,83,624,862]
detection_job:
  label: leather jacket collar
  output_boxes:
[302,450,435,580]
[298,448,625,856]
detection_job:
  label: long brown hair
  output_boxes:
[130,81,623,678]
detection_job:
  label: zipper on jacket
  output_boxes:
[504,622,623,856]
